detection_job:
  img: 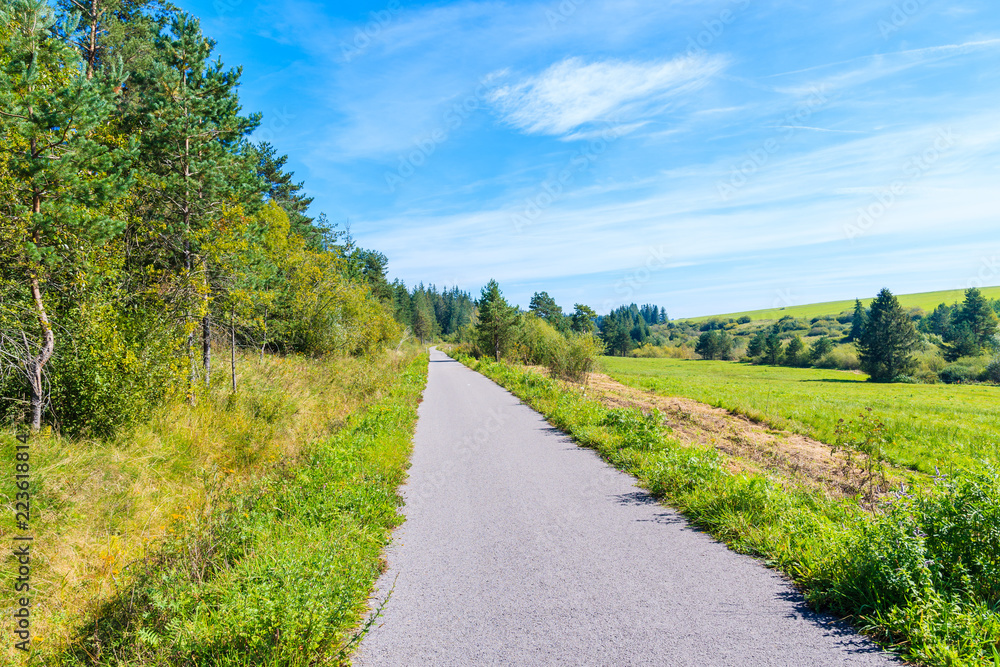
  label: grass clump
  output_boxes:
[449,350,1000,665]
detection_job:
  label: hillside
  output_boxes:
[684,286,1000,323]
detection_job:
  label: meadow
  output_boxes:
[600,356,1000,475]
[684,286,1000,323]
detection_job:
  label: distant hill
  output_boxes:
[685,286,1000,323]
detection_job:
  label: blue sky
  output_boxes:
[177,0,1000,317]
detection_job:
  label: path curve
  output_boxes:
[355,349,898,666]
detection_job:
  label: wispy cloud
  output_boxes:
[487,54,728,137]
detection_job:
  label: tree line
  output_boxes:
[0,0,400,437]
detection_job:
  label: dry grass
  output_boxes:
[0,347,414,662]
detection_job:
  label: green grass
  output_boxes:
[1,349,428,666]
[448,351,1000,665]
[684,286,1000,323]
[600,357,1000,475]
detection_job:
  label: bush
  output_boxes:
[814,346,861,371]
[550,334,603,383]
[939,363,977,385]
[982,358,1000,384]
[736,315,752,325]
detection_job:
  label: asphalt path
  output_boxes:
[355,348,898,666]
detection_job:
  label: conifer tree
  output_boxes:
[134,12,259,397]
[0,0,134,430]
[857,288,920,381]
[475,280,519,361]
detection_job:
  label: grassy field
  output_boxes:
[683,285,1000,322]
[600,357,1000,475]
[1,348,427,665]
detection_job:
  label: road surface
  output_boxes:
[355,349,897,666]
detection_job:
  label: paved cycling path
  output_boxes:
[355,349,897,666]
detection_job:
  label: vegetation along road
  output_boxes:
[355,349,898,665]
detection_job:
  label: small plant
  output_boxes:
[833,408,891,507]
[602,407,664,451]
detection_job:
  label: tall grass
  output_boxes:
[450,351,1000,665]
[0,348,427,665]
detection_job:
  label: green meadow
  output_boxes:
[600,356,1000,475]
[683,286,1000,323]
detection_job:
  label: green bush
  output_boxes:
[982,359,1000,384]
[939,363,976,385]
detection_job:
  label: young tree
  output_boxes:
[847,299,867,343]
[474,280,519,361]
[0,0,133,430]
[763,327,783,365]
[857,288,920,382]
[746,330,766,358]
[784,335,805,366]
[809,336,834,363]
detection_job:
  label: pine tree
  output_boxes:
[746,330,766,358]
[944,288,999,360]
[475,280,519,361]
[848,298,867,342]
[134,12,260,397]
[857,288,920,382]
[763,327,783,365]
[0,0,134,430]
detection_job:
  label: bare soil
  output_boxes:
[581,372,864,497]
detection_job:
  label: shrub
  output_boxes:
[737,315,752,324]
[939,363,977,385]
[550,334,603,383]
[982,358,1000,384]
[815,346,861,371]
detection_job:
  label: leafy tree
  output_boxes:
[857,288,920,382]
[848,299,867,343]
[0,0,134,430]
[746,330,766,358]
[570,304,597,334]
[474,280,519,361]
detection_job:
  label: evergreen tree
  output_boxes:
[134,12,260,396]
[0,0,134,430]
[529,291,565,331]
[763,327,783,365]
[570,304,597,334]
[944,288,999,360]
[784,335,805,366]
[474,280,519,361]
[857,288,920,381]
[746,330,766,358]
[848,298,867,343]
[809,336,834,363]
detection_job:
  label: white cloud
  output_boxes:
[487,55,728,137]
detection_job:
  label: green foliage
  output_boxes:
[938,363,978,385]
[809,336,835,362]
[695,329,733,360]
[857,288,920,382]
[474,279,520,361]
[783,334,805,366]
[833,409,891,506]
[763,327,783,364]
[746,330,766,358]
[943,288,1000,361]
[58,353,428,665]
[570,303,598,334]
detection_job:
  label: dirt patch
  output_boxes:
[581,373,863,497]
